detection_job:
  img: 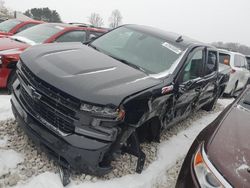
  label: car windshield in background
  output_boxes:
[0,19,22,32]
[11,24,63,45]
[91,26,183,74]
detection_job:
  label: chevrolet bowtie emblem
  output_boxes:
[28,85,42,100]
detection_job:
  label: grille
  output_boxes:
[18,62,81,134]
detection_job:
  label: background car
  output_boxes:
[176,85,250,188]
[0,19,43,38]
[219,49,250,96]
[0,23,107,92]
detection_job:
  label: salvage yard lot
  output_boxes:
[0,93,233,188]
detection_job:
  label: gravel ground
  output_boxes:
[0,101,226,187]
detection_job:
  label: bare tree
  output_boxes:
[109,9,122,28]
[0,0,13,18]
[88,13,104,27]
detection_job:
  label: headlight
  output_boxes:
[0,56,2,65]
[80,103,125,120]
[193,144,232,188]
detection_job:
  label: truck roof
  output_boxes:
[126,24,212,50]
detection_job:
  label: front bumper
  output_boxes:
[11,82,115,176]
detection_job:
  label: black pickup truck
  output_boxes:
[11,25,221,181]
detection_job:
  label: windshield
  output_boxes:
[0,19,22,32]
[91,26,183,74]
[12,24,63,45]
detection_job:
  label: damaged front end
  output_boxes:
[11,61,147,185]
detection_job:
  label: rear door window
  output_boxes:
[239,56,247,69]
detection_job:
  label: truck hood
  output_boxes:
[0,37,29,51]
[20,43,162,106]
[207,105,250,187]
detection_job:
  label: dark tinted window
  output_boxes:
[182,50,203,83]
[16,23,37,33]
[0,19,22,32]
[219,52,230,66]
[205,51,217,75]
[56,30,86,42]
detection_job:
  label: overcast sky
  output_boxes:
[5,0,250,46]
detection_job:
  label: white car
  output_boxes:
[219,49,250,96]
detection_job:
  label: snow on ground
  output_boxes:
[0,137,8,147]
[0,149,24,177]
[0,94,234,188]
[0,95,13,121]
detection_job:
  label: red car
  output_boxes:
[0,19,43,38]
[0,23,107,92]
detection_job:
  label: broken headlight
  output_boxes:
[80,103,125,120]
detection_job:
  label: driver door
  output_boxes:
[174,47,205,121]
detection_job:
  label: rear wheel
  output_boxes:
[7,70,17,94]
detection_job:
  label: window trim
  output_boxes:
[204,49,218,76]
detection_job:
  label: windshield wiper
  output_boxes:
[88,43,101,52]
[108,55,147,74]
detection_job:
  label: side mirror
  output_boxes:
[89,35,97,41]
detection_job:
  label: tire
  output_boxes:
[7,70,17,94]
[202,93,219,111]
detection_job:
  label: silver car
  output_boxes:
[219,49,250,96]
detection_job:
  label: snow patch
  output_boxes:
[0,137,8,147]
[0,149,24,177]
[0,95,14,121]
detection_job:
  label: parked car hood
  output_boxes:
[206,104,250,187]
[0,37,29,51]
[20,43,162,106]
